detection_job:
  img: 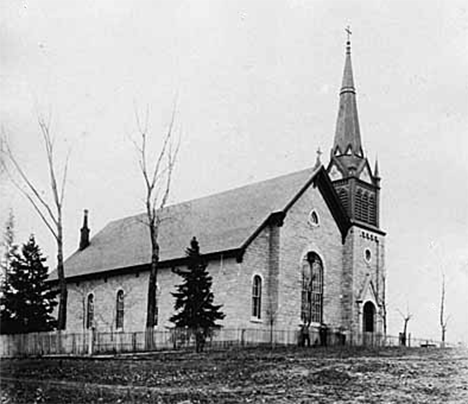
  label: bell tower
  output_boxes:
[327,31,387,336]
[326,34,381,229]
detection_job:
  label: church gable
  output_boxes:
[277,168,347,328]
[356,275,379,305]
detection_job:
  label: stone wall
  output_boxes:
[65,226,274,333]
[277,181,344,330]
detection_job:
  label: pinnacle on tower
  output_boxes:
[374,157,380,178]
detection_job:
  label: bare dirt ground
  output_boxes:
[1,346,467,403]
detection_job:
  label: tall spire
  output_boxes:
[332,29,363,160]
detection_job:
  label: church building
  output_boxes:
[56,38,386,339]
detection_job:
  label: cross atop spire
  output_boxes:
[345,25,352,43]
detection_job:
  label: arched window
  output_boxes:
[252,275,262,319]
[308,210,319,227]
[86,293,94,329]
[301,253,324,324]
[116,290,124,329]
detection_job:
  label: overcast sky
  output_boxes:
[1,0,467,343]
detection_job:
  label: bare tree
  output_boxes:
[132,105,179,331]
[440,273,450,346]
[1,116,70,330]
[397,305,412,346]
[380,268,388,335]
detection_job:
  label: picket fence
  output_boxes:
[0,327,444,358]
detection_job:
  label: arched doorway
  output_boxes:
[363,301,375,333]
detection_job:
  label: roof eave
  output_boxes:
[48,247,243,284]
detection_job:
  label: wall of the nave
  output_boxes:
[65,226,276,333]
[67,271,150,333]
[277,182,344,330]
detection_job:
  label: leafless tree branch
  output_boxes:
[1,116,69,330]
[132,100,180,334]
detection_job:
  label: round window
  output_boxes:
[364,249,372,262]
[308,210,319,227]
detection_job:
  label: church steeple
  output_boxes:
[331,35,363,162]
[327,30,381,229]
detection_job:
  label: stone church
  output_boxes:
[55,39,386,338]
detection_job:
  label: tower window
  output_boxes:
[356,188,364,220]
[116,290,124,330]
[364,249,372,262]
[369,195,376,225]
[252,275,262,319]
[338,188,349,213]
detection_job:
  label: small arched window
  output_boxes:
[116,290,124,330]
[308,210,319,227]
[252,275,262,319]
[86,293,94,329]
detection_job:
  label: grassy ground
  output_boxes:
[1,346,467,403]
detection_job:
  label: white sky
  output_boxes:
[1,0,467,343]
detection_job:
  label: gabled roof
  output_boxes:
[53,166,350,281]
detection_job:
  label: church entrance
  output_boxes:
[363,301,375,333]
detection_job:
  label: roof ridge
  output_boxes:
[110,166,316,225]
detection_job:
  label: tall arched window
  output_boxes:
[301,253,324,324]
[116,290,124,329]
[252,275,262,319]
[86,293,94,329]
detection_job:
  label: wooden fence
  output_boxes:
[0,327,445,358]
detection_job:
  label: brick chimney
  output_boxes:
[79,209,90,250]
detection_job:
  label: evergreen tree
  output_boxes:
[0,235,58,334]
[170,237,225,352]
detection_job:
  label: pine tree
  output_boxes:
[0,235,58,334]
[170,237,225,352]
